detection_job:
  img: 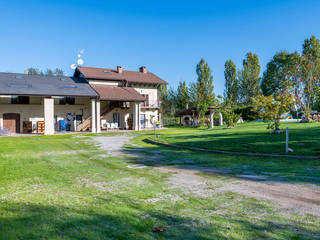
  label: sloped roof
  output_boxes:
[77,66,167,85]
[0,72,98,97]
[91,84,145,102]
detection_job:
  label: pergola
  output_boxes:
[208,106,223,128]
[175,106,224,128]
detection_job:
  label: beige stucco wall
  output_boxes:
[0,96,92,133]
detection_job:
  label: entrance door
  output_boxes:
[113,112,120,128]
[140,114,146,129]
[3,113,20,133]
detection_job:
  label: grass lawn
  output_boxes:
[0,133,319,239]
[150,121,320,155]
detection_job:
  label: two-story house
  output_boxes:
[0,66,166,135]
[74,66,166,132]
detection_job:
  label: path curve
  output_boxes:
[93,135,320,216]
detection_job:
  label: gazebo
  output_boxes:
[176,106,223,128]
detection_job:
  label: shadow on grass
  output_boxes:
[122,140,320,186]
[1,199,318,240]
[153,125,320,156]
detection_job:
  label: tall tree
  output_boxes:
[176,80,190,110]
[224,59,238,104]
[293,36,320,117]
[27,67,64,76]
[195,59,215,123]
[261,51,294,96]
[303,35,320,59]
[239,52,261,104]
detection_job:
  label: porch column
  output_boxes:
[219,112,223,126]
[133,102,140,131]
[91,98,96,133]
[96,99,101,133]
[210,111,214,128]
[44,97,54,135]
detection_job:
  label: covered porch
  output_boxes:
[80,84,145,133]
[0,95,95,135]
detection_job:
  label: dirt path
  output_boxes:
[93,135,320,216]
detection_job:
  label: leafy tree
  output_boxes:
[27,67,64,76]
[195,59,215,124]
[224,60,238,104]
[299,52,320,117]
[176,80,190,110]
[261,51,295,96]
[239,52,261,104]
[221,108,241,128]
[303,35,320,59]
[159,84,175,117]
[251,94,293,131]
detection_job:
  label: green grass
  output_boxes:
[150,121,320,155]
[0,133,319,239]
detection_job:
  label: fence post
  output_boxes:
[286,127,289,153]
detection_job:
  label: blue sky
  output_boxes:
[0,0,320,95]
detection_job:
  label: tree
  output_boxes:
[27,67,64,76]
[224,60,238,104]
[159,84,175,117]
[195,59,215,124]
[221,108,241,128]
[303,35,320,59]
[251,94,293,131]
[261,51,294,96]
[176,80,190,110]
[239,52,261,104]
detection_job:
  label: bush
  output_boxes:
[222,109,241,128]
[234,105,259,121]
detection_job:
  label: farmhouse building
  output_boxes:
[0,66,166,135]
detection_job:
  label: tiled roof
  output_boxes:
[91,84,145,102]
[0,72,98,97]
[77,66,167,85]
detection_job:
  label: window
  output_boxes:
[141,94,149,107]
[59,97,75,105]
[11,96,29,104]
[59,85,78,89]
[8,83,32,88]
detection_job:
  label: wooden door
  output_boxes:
[3,113,20,133]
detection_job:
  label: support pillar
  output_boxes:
[133,102,140,131]
[96,99,101,133]
[210,111,214,128]
[91,98,96,133]
[44,97,54,135]
[219,112,223,126]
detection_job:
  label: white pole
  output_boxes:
[286,127,289,153]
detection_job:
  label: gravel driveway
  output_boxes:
[93,135,320,216]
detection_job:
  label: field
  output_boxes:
[0,125,319,239]
[151,121,320,156]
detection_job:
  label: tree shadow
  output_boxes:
[122,140,320,186]
[1,199,318,240]
[155,124,320,156]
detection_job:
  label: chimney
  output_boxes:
[117,66,123,74]
[139,66,147,74]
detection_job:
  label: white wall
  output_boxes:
[0,96,92,133]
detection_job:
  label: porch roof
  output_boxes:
[0,72,98,97]
[91,84,145,102]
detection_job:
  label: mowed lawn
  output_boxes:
[0,133,320,239]
[152,121,320,156]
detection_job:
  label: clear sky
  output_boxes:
[1,0,320,95]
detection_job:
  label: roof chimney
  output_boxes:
[117,66,123,74]
[139,66,147,74]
